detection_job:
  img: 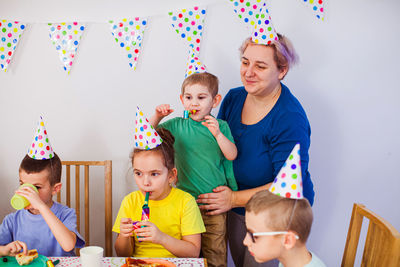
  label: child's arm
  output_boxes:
[0,241,27,256]
[202,115,237,160]
[16,187,77,252]
[114,218,135,257]
[149,104,174,127]
[135,221,201,257]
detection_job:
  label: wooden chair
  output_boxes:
[57,161,112,256]
[341,203,400,266]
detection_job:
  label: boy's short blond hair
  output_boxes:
[181,72,219,97]
[246,190,313,243]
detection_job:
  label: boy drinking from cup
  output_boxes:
[0,117,85,257]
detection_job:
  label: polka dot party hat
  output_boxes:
[302,0,324,21]
[269,143,303,199]
[228,0,278,45]
[48,22,85,74]
[109,17,148,70]
[135,106,163,150]
[0,20,26,72]
[27,116,54,160]
[185,48,206,78]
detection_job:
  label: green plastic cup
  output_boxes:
[10,183,38,210]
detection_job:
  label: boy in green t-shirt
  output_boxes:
[149,72,238,267]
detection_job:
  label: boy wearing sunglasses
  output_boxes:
[243,144,325,267]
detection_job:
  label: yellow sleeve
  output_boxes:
[181,195,206,236]
[112,193,138,234]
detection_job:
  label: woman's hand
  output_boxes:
[201,115,221,138]
[196,186,235,215]
[134,221,165,244]
[119,218,135,238]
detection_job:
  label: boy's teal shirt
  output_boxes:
[159,117,238,199]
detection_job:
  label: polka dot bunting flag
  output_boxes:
[27,116,54,160]
[168,6,207,77]
[228,0,277,45]
[0,20,26,72]
[269,143,304,199]
[135,106,163,150]
[48,22,85,74]
[109,18,148,70]
[302,0,325,21]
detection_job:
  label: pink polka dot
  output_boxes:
[151,138,156,143]
[40,151,45,156]
[281,173,286,178]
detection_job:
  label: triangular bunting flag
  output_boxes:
[269,143,303,199]
[48,22,85,74]
[168,6,207,77]
[0,20,26,72]
[228,0,277,45]
[302,0,325,21]
[27,116,55,160]
[135,106,163,150]
[109,18,148,70]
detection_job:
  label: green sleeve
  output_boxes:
[219,120,238,191]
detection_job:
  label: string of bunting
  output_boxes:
[0,0,324,75]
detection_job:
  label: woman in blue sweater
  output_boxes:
[196,34,315,267]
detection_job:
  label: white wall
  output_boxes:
[1,0,399,265]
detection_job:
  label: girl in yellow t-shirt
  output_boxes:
[113,128,205,258]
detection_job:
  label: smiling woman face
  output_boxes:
[240,44,287,97]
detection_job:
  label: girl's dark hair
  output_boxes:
[19,153,62,186]
[131,128,175,170]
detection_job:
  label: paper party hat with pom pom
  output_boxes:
[135,106,163,150]
[269,143,303,199]
[27,116,55,160]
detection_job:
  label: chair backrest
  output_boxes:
[57,161,112,256]
[341,203,400,267]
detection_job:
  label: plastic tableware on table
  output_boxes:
[80,246,104,267]
[0,254,48,266]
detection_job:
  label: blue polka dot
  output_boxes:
[181,33,186,38]
[67,25,72,30]
[234,2,238,6]
[142,20,147,25]
[274,178,277,183]
[51,27,55,31]
[120,42,125,47]
[201,10,206,14]
[20,25,25,30]
[8,23,12,27]
[254,32,258,37]
[244,18,249,23]
[313,6,317,11]
[283,162,287,167]
[262,35,266,39]
[291,164,297,169]
[129,21,133,25]
[0,55,4,60]
[1,37,5,42]
[281,182,286,188]
[113,25,117,29]
[74,41,78,45]
[189,11,193,16]
[140,126,144,131]
[56,45,61,50]
[13,39,17,44]
[80,26,85,31]
[63,66,67,71]
[186,27,191,31]
[265,20,270,25]
[129,63,133,67]
[128,54,132,58]
[172,16,177,21]
[198,25,202,30]
[249,11,253,16]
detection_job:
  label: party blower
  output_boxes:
[183,110,197,119]
[133,192,150,241]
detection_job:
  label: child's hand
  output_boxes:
[134,221,165,245]
[155,104,174,118]
[15,186,44,211]
[119,218,135,238]
[202,115,221,138]
[1,241,27,256]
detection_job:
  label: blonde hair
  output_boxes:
[181,72,219,97]
[239,34,299,77]
[246,190,313,243]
